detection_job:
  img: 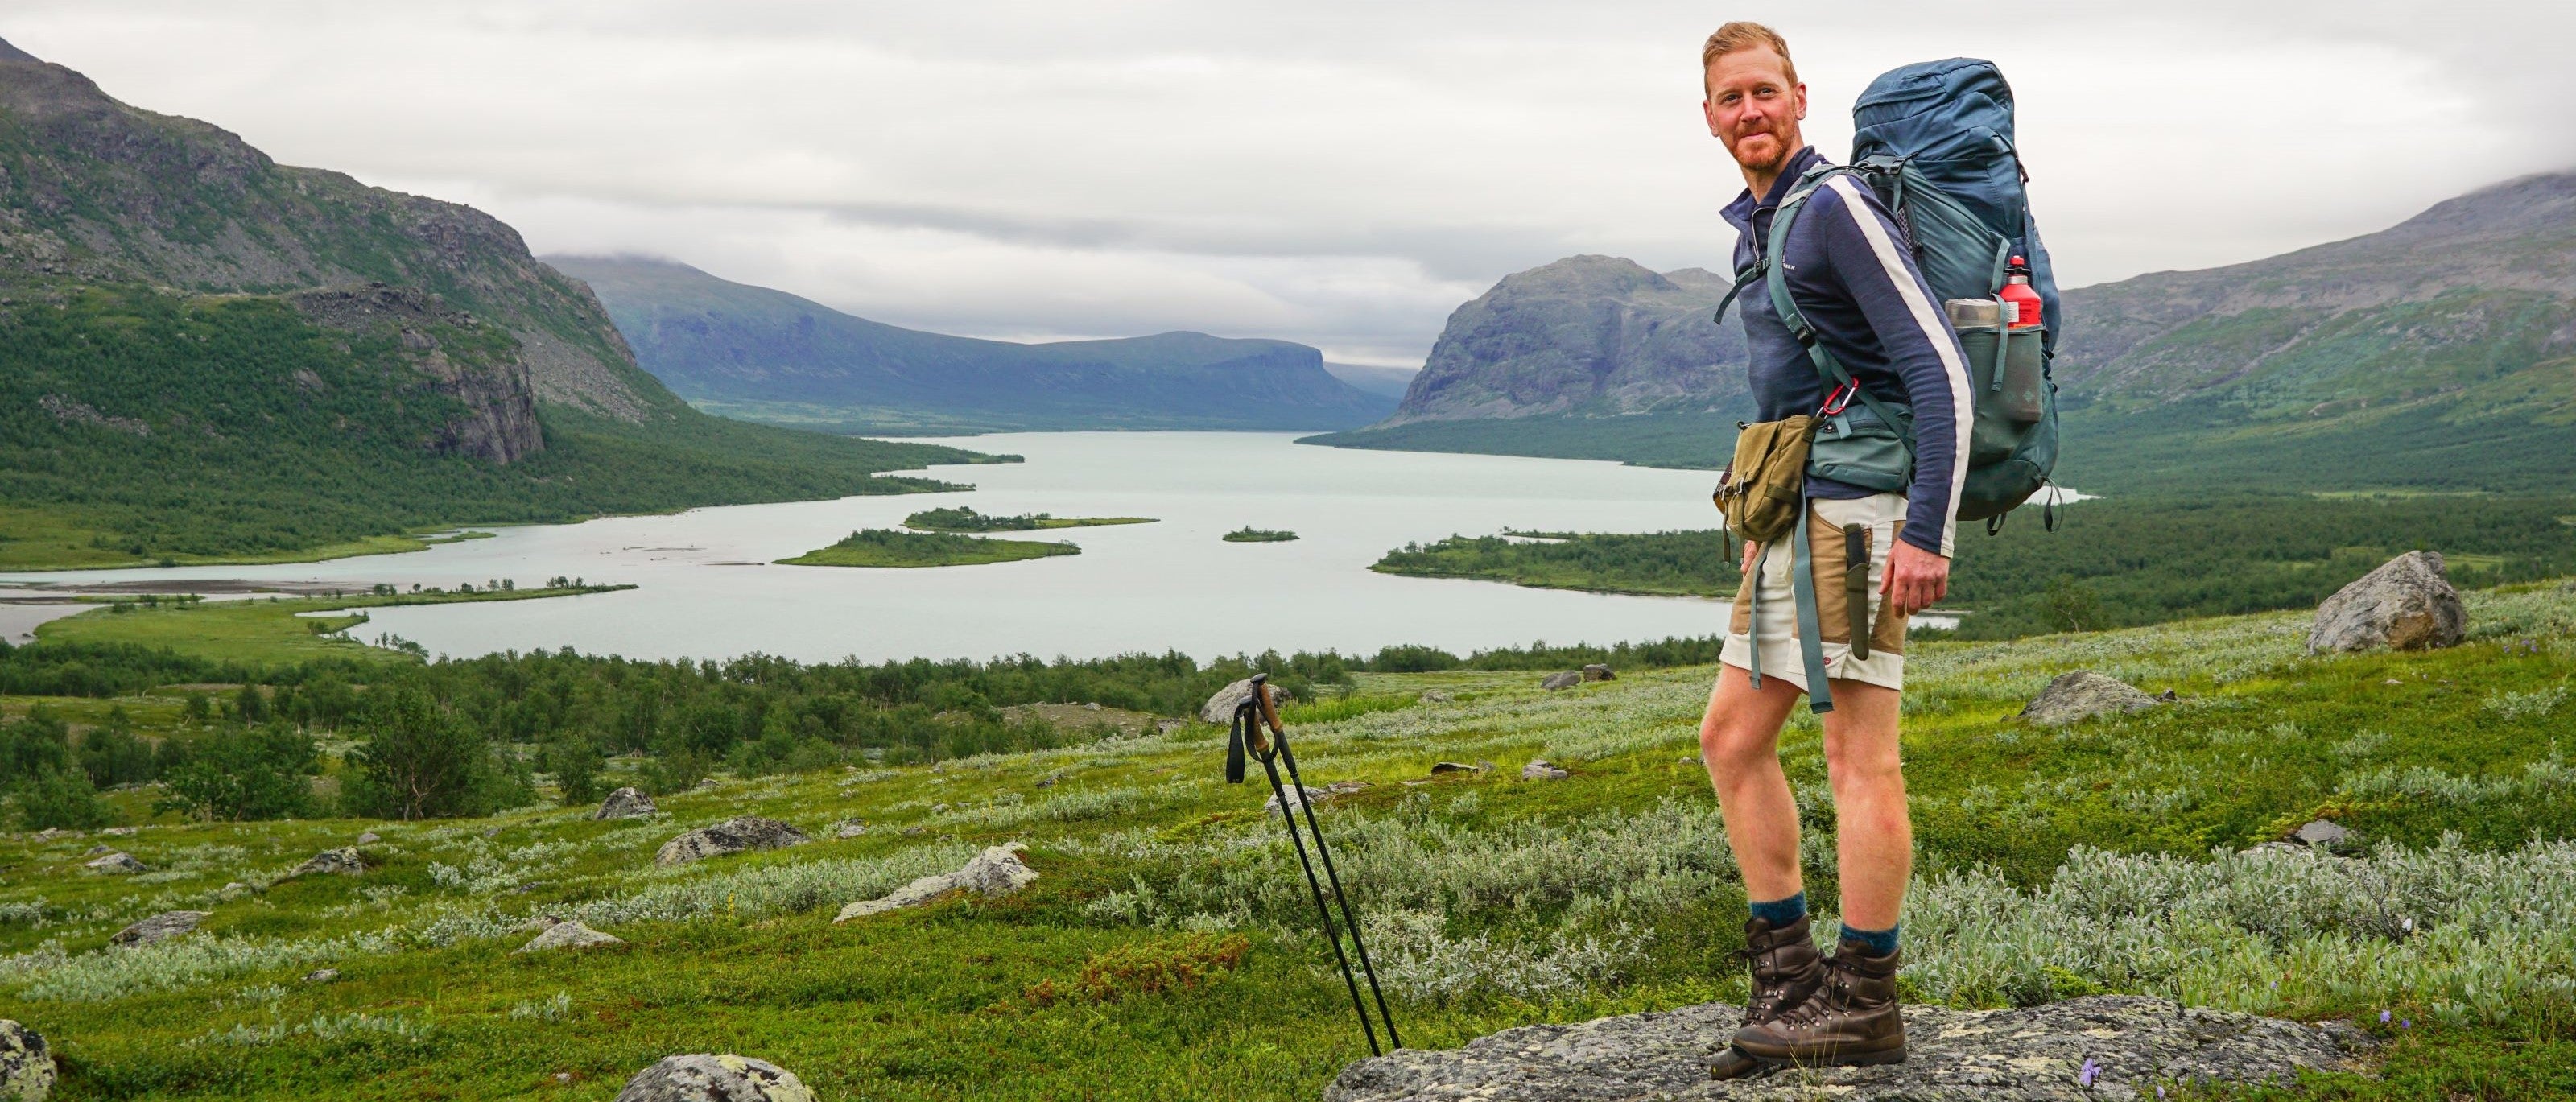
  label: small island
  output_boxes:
[778,528,1079,568]
[1221,526,1298,543]
[903,506,1154,532]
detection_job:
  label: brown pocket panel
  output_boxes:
[1806,510,1852,646]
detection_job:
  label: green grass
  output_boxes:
[5,582,2574,1098]
[776,529,1080,568]
[903,507,1154,533]
[1221,527,1298,543]
[32,586,633,669]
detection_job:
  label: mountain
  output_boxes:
[1322,362,1419,400]
[549,255,1397,433]
[0,40,977,570]
[1312,174,2576,491]
[1379,255,1748,423]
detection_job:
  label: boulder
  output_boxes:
[1580,663,1615,682]
[1521,760,1570,781]
[287,847,366,878]
[303,968,340,984]
[1430,761,1485,775]
[595,786,657,820]
[2308,550,2467,654]
[1324,995,2369,1101]
[2019,671,2160,726]
[1539,671,1583,691]
[654,816,807,865]
[1199,678,1290,724]
[832,820,869,840]
[835,844,1038,922]
[2292,819,2351,849]
[613,1054,815,1102]
[0,1019,53,1102]
[353,831,380,844]
[109,910,208,948]
[81,852,143,874]
[1265,779,1368,813]
[517,919,624,953]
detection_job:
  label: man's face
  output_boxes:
[1703,47,1806,178]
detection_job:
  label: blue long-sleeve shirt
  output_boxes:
[1721,146,1975,556]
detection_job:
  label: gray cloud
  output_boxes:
[10,1,2571,365]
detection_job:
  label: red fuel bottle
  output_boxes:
[2000,255,2044,329]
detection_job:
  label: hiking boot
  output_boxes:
[1728,941,1906,1067]
[1706,914,1825,1080]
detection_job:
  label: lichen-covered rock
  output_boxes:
[595,786,657,820]
[353,831,380,844]
[832,819,869,839]
[1199,678,1290,724]
[1539,671,1583,691]
[82,851,144,874]
[2309,551,2467,654]
[2019,671,2160,726]
[1580,663,1615,682]
[0,1019,53,1102]
[835,844,1037,922]
[1324,995,2371,1101]
[517,919,624,953]
[613,1053,815,1102]
[1521,760,1570,781]
[654,816,807,865]
[110,910,208,948]
[287,847,365,878]
[303,968,340,984]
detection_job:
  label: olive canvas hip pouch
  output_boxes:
[1713,415,1816,543]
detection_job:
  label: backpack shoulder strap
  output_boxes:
[1765,167,1914,444]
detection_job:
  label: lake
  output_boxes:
[4,433,1744,664]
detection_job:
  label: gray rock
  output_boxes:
[110,910,208,948]
[81,851,144,874]
[1540,671,1583,691]
[1265,779,1368,814]
[654,816,807,865]
[1521,760,1570,781]
[832,820,869,840]
[835,844,1038,922]
[303,968,340,983]
[287,847,365,878]
[1200,677,1290,724]
[613,1054,815,1102]
[82,845,108,856]
[353,831,380,844]
[215,881,250,901]
[1324,995,2371,1101]
[595,786,657,819]
[2293,819,2351,848]
[2019,671,2161,726]
[1581,663,1615,682]
[2309,551,2467,654]
[517,919,624,953]
[100,825,136,836]
[0,1019,53,1102]
[1430,761,1485,774]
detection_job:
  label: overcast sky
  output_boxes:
[11,2,2573,365]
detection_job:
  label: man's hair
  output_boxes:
[1701,21,1798,89]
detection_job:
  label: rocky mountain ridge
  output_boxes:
[1385,255,1748,424]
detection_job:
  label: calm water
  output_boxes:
[5,433,1744,663]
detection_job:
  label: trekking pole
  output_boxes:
[1226,674,1401,1055]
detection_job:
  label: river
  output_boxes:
[4,433,1748,664]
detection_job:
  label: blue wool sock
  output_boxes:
[1748,891,1807,927]
[1839,922,1900,956]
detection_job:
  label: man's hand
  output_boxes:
[1882,539,1950,618]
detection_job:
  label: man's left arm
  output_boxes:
[1810,176,1976,614]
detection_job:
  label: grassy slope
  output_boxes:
[6,584,2574,1098]
[776,530,1080,568]
[0,284,988,571]
[33,587,634,669]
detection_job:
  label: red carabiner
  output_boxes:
[1819,379,1857,416]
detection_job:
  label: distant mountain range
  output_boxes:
[1313,171,2576,493]
[0,39,973,568]
[549,256,1396,434]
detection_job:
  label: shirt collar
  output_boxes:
[1719,145,1827,233]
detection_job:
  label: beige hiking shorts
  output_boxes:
[1720,493,1910,693]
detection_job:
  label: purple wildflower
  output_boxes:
[2380,1009,2392,1023]
[2079,1058,2103,1088]
[2401,1018,2412,1029]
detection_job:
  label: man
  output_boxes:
[1695,22,1973,1072]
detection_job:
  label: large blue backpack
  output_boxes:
[1721,58,2063,526]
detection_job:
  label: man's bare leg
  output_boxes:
[1817,679,1910,930]
[1699,662,1804,901]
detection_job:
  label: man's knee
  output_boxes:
[1700,712,1778,773]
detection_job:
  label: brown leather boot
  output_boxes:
[1728,940,1906,1067]
[1707,914,1826,1079]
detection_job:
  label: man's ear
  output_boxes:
[1794,81,1809,121]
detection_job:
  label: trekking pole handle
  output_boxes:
[1249,672,1287,741]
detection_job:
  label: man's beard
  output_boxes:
[1732,120,1798,174]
